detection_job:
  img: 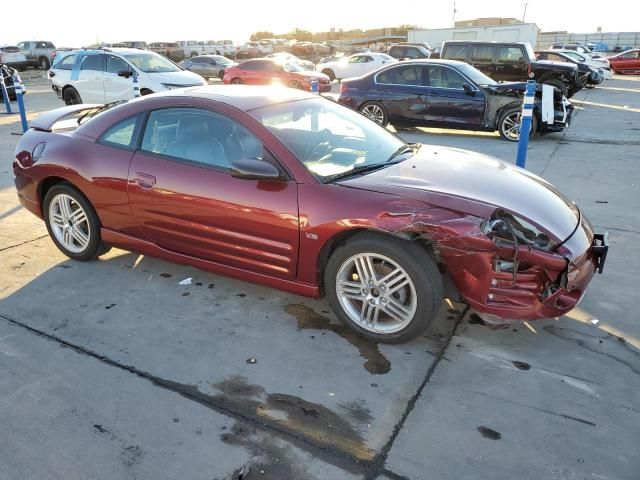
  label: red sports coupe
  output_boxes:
[608,49,640,74]
[13,86,607,343]
[223,59,331,92]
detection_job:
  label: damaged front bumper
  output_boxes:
[436,218,607,321]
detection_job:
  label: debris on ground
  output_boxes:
[178,277,193,286]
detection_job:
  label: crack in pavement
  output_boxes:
[0,309,463,478]
[363,307,466,480]
[466,389,596,426]
[0,234,48,253]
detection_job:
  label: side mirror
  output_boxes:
[463,83,475,96]
[231,158,281,181]
[117,70,132,78]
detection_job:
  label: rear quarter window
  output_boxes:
[56,54,76,70]
[98,114,142,150]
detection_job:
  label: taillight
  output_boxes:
[340,83,348,94]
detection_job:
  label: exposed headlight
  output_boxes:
[482,209,552,251]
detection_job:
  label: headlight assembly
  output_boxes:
[482,209,552,251]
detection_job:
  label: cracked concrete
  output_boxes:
[1,76,639,479]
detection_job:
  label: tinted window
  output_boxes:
[471,46,495,62]
[141,108,264,170]
[426,66,467,89]
[36,42,48,49]
[241,61,261,70]
[445,44,468,61]
[99,115,141,149]
[17,42,27,49]
[377,65,424,86]
[80,54,104,71]
[56,54,76,70]
[389,46,404,57]
[106,55,130,74]
[362,56,374,62]
[499,47,525,63]
[191,57,205,63]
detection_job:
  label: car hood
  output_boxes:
[143,70,206,85]
[533,59,578,71]
[340,146,580,242]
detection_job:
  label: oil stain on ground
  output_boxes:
[211,374,376,462]
[285,304,391,375]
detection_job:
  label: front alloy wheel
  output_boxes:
[325,233,443,343]
[336,253,417,334]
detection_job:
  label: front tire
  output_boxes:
[62,87,82,105]
[43,183,108,261]
[498,106,538,142]
[359,101,389,127]
[325,233,443,344]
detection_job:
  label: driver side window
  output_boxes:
[106,55,129,74]
[140,108,266,172]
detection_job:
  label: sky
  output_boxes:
[2,0,638,47]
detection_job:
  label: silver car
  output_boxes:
[179,55,237,80]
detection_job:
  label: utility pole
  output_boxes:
[522,2,528,22]
[453,1,457,27]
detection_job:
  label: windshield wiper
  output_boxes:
[324,163,392,183]
[387,143,420,163]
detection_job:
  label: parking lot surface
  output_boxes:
[1,78,639,479]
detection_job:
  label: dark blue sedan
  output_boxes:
[337,59,573,141]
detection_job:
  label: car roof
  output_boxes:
[141,85,315,111]
[379,58,470,67]
[444,40,527,45]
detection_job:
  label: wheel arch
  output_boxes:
[38,176,99,223]
[495,101,540,129]
[315,227,439,294]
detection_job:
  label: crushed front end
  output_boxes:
[431,209,607,321]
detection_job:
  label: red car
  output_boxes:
[608,49,640,74]
[223,59,331,92]
[13,86,607,343]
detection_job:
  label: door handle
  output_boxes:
[136,172,156,189]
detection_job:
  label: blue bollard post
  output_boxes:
[132,72,140,98]
[516,80,536,169]
[13,74,29,133]
[1,70,12,113]
[310,79,319,94]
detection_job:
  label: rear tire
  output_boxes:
[359,101,389,127]
[62,87,82,105]
[231,78,242,84]
[325,233,443,344]
[39,56,50,70]
[43,183,108,261]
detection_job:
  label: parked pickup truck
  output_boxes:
[17,41,56,69]
[440,40,584,97]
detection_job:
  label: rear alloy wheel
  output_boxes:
[498,107,538,142]
[359,102,388,127]
[44,184,109,261]
[325,233,442,343]
[62,87,82,105]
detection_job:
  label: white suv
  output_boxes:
[48,47,206,105]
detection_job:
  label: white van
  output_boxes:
[48,47,206,105]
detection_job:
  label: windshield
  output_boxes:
[563,51,584,62]
[456,63,497,86]
[249,98,407,181]
[124,53,181,72]
[283,62,304,72]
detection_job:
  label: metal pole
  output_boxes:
[516,80,536,169]
[1,69,12,113]
[13,74,29,132]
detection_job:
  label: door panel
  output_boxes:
[424,66,485,127]
[104,55,136,101]
[497,46,528,81]
[77,54,105,103]
[376,65,428,124]
[127,107,299,279]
